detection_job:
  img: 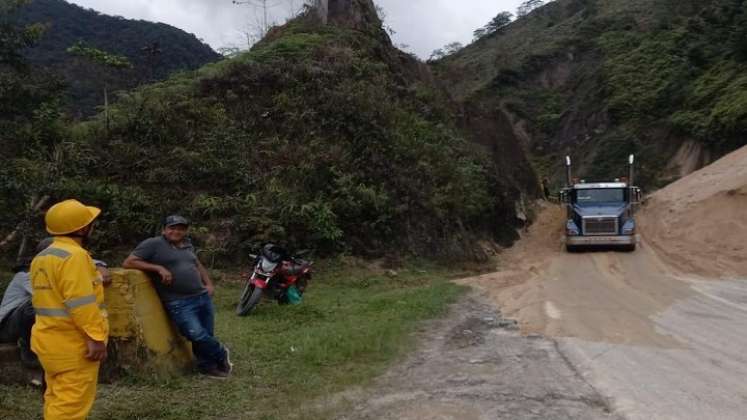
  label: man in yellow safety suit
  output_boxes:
[30,199,109,420]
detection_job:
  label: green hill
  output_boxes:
[1,0,537,264]
[18,0,221,117]
[435,0,747,188]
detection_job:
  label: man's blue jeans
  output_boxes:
[164,293,227,372]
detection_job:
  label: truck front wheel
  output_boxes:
[621,243,636,252]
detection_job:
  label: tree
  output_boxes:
[730,3,747,61]
[0,0,65,259]
[66,41,132,134]
[517,0,544,18]
[0,0,45,70]
[473,27,487,40]
[140,42,162,84]
[0,0,63,153]
[429,42,463,61]
[375,2,396,36]
[488,12,514,32]
[473,11,514,41]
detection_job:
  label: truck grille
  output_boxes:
[582,217,618,236]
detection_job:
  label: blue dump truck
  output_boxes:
[560,155,642,252]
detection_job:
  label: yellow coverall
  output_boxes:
[30,236,109,420]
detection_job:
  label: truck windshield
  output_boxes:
[574,188,625,206]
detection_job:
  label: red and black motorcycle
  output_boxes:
[236,244,313,316]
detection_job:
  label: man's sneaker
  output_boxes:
[200,367,229,380]
[219,346,233,375]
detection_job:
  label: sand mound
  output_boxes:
[640,145,747,279]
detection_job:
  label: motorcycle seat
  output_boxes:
[282,261,309,276]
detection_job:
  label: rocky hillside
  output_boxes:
[435,0,747,190]
[18,0,221,117]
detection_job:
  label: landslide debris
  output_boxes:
[640,145,747,279]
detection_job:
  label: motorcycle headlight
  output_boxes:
[260,259,278,274]
[566,219,580,236]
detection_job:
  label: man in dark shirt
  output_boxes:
[123,215,232,378]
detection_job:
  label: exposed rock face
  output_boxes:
[329,0,382,29]
[315,0,329,23]
[315,0,384,33]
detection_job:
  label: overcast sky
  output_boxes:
[65,0,525,58]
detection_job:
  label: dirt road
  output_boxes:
[340,147,747,419]
[336,294,619,420]
[466,203,747,420]
[340,204,747,419]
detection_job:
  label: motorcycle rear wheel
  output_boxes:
[236,283,263,316]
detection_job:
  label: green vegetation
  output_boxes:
[472,11,514,42]
[0,262,469,420]
[66,41,133,69]
[1,2,520,267]
[18,0,220,116]
[436,0,747,189]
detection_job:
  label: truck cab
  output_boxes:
[560,155,642,252]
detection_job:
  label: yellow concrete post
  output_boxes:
[103,269,193,377]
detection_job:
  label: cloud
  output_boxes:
[67,0,525,57]
[376,0,524,57]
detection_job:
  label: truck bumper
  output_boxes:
[565,235,638,246]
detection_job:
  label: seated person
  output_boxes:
[123,215,232,379]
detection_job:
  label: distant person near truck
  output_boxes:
[122,215,233,379]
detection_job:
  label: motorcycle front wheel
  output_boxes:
[236,282,263,316]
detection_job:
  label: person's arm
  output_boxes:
[195,258,214,296]
[93,260,111,286]
[123,255,173,285]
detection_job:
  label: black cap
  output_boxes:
[164,215,190,227]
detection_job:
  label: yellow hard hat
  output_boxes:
[45,199,102,235]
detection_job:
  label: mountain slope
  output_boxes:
[435,0,747,189]
[13,0,536,261]
[18,0,221,117]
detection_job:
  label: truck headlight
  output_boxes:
[622,219,636,235]
[566,220,580,236]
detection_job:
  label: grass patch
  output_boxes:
[0,260,468,419]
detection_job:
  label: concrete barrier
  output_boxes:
[0,269,193,384]
[1,269,195,385]
[102,269,194,379]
